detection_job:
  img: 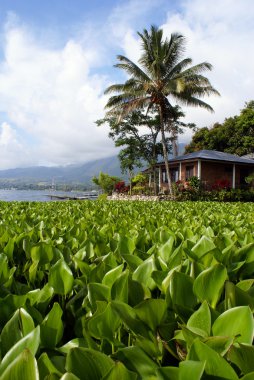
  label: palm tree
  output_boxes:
[104,25,220,193]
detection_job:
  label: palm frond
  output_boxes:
[115,55,151,82]
[179,62,213,77]
[171,93,215,112]
[164,57,192,81]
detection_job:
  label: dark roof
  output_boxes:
[158,150,254,165]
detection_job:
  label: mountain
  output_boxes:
[0,155,124,189]
[0,143,186,189]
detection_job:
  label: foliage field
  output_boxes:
[0,200,253,379]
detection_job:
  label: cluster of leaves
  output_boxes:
[0,200,253,379]
[114,181,130,193]
[92,172,122,195]
[185,101,254,156]
[211,179,231,190]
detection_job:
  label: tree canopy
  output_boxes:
[185,101,254,156]
[103,25,219,192]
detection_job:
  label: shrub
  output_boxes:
[114,181,129,193]
[132,185,145,194]
[211,179,231,191]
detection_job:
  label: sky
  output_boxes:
[0,0,253,169]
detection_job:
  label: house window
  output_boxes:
[162,170,168,183]
[224,166,232,173]
[186,165,194,179]
[170,168,179,182]
[162,168,179,183]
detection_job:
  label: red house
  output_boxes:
[147,150,254,191]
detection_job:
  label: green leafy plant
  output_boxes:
[0,200,253,378]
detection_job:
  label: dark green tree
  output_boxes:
[104,25,219,193]
[117,141,143,195]
[185,101,254,155]
[92,172,121,195]
[97,109,170,194]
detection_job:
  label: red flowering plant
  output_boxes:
[175,180,185,191]
[211,179,231,191]
[114,181,130,193]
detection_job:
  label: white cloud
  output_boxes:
[0,21,115,169]
[118,0,254,142]
[161,0,254,139]
[0,1,253,169]
[0,122,31,168]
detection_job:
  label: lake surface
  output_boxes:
[0,190,98,202]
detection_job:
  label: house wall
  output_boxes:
[200,161,233,187]
[180,162,198,181]
[158,160,254,190]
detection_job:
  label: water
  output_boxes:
[0,189,98,202]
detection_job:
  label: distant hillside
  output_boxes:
[0,143,186,189]
[0,155,124,189]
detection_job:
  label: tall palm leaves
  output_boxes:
[104,25,220,193]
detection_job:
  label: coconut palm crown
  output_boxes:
[104,25,220,193]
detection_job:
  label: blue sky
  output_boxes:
[0,0,253,169]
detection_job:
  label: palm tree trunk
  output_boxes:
[153,167,157,195]
[172,127,178,157]
[159,108,172,194]
[128,168,133,195]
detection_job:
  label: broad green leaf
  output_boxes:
[111,301,149,338]
[0,308,34,356]
[236,279,254,291]
[121,254,143,271]
[60,374,80,380]
[28,261,39,284]
[241,372,254,380]
[193,264,227,308]
[151,270,168,288]
[225,281,254,310]
[212,306,254,344]
[38,352,63,379]
[168,271,197,316]
[0,253,11,285]
[167,245,183,270]
[66,347,114,380]
[158,236,174,262]
[102,264,124,287]
[87,283,110,311]
[87,302,121,343]
[158,310,177,341]
[58,338,88,354]
[0,294,27,326]
[3,238,15,261]
[190,235,216,260]
[113,346,158,379]
[188,339,238,379]
[30,242,54,264]
[102,361,138,380]
[49,259,74,295]
[179,360,205,380]
[111,270,129,302]
[204,336,234,356]
[0,349,39,380]
[0,326,40,376]
[187,301,211,337]
[32,283,54,312]
[156,367,179,380]
[117,235,135,255]
[154,226,174,244]
[228,343,254,374]
[41,302,64,348]
[132,256,157,290]
[128,279,147,306]
[135,334,162,361]
[134,299,167,332]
